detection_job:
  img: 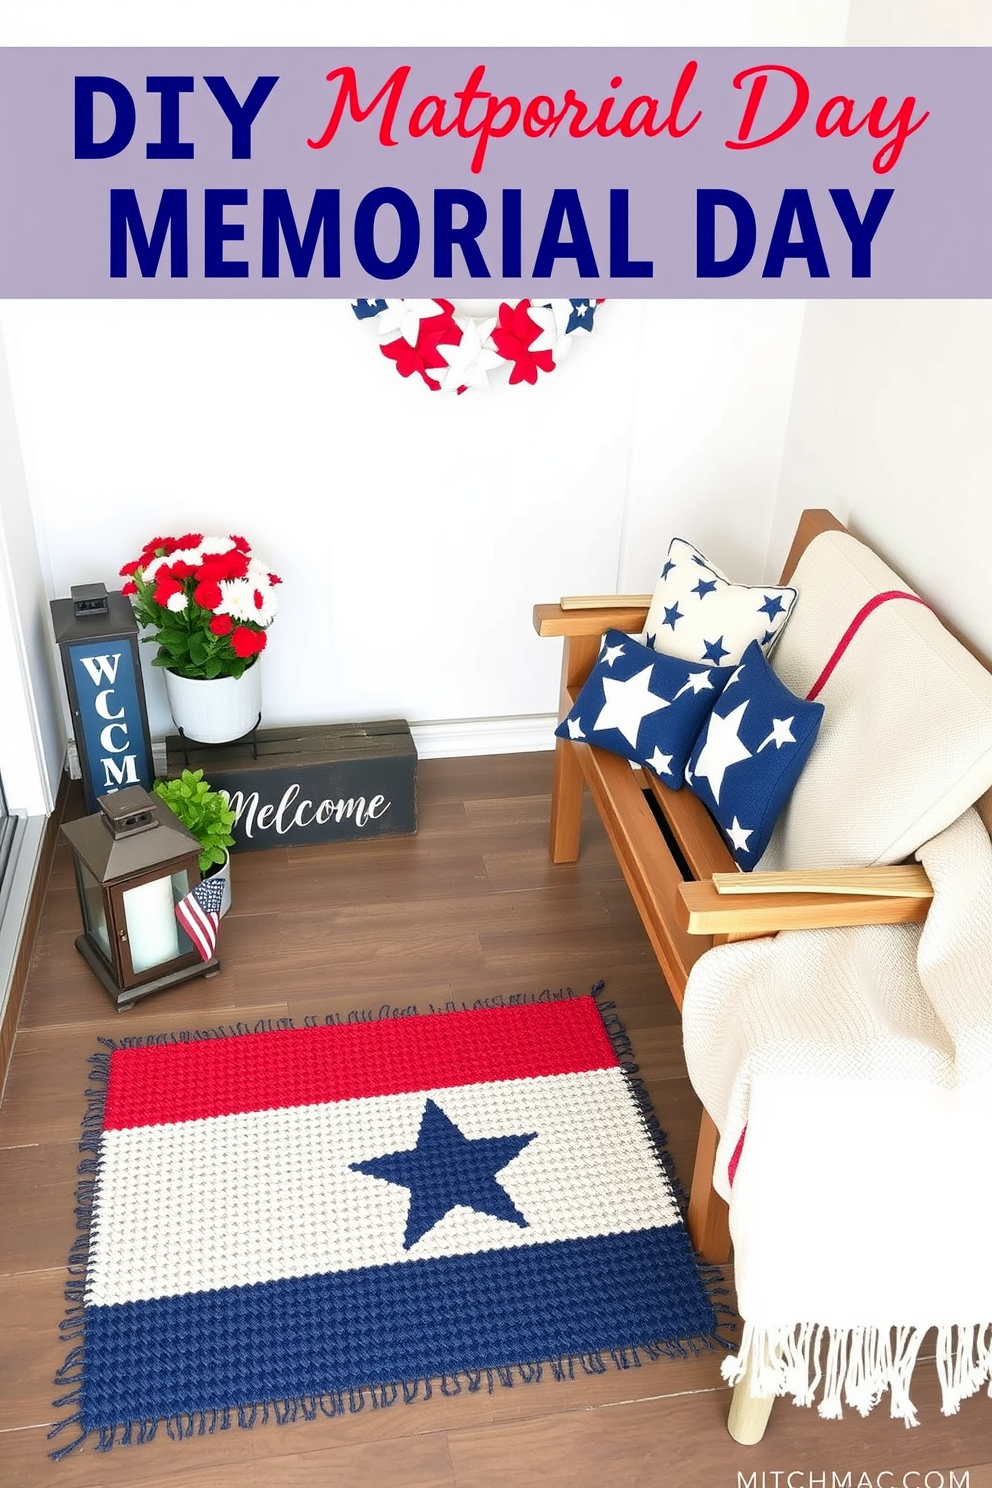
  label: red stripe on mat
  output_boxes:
[806,590,929,702]
[103,998,617,1129]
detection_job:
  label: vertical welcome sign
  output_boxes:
[0,47,988,298]
[50,593,155,813]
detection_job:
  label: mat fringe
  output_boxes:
[49,980,733,1459]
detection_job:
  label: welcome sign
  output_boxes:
[165,721,418,851]
[50,591,155,814]
[0,47,987,298]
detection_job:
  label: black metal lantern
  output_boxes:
[61,785,219,1011]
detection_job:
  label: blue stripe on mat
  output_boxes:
[82,1227,716,1422]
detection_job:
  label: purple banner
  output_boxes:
[0,47,986,297]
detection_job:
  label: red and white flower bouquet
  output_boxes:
[120,533,281,680]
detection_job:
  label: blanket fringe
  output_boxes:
[722,1320,992,1427]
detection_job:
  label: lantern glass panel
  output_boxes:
[76,859,111,962]
[122,869,195,974]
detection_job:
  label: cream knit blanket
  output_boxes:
[681,806,992,1425]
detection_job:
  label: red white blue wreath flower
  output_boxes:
[351,298,604,394]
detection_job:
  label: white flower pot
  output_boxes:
[164,663,262,744]
[205,849,233,918]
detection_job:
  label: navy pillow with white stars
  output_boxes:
[555,630,732,788]
[685,640,824,868]
[643,538,798,668]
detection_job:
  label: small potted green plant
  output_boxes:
[153,769,236,909]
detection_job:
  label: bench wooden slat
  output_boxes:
[642,773,738,884]
[571,741,711,1005]
[678,877,931,937]
[711,864,933,898]
[559,593,653,611]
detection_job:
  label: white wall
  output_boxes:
[845,0,992,43]
[0,1,850,51]
[767,0,992,656]
[2,296,806,750]
[0,336,62,814]
[2,0,857,758]
[620,302,805,591]
[4,1,872,764]
[768,301,992,659]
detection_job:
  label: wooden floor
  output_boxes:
[1,753,990,1488]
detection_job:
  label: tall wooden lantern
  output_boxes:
[61,785,219,1011]
[50,583,155,814]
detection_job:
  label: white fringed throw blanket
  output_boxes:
[682,806,992,1425]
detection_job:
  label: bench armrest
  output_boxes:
[533,600,650,638]
[708,865,933,898]
[678,863,932,937]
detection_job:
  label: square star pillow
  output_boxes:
[644,538,798,668]
[555,629,732,787]
[685,639,824,867]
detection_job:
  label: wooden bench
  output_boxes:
[533,509,944,1268]
[535,505,992,1443]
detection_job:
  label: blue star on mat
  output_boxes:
[351,1099,537,1249]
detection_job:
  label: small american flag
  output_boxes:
[175,873,226,962]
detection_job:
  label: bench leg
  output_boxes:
[549,632,602,864]
[687,1108,731,1263]
[549,738,584,863]
[727,1358,775,1445]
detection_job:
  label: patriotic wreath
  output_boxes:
[351,297,603,394]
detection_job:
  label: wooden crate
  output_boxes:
[165,720,417,851]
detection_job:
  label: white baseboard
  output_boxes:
[68,716,558,777]
[410,715,557,759]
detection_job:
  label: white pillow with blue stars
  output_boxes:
[555,630,732,787]
[685,640,824,868]
[644,538,798,668]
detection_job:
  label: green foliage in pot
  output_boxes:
[153,768,236,874]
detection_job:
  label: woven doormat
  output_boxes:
[51,990,727,1456]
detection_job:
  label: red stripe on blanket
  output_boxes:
[102,998,617,1129]
[806,591,930,702]
[727,1125,747,1187]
